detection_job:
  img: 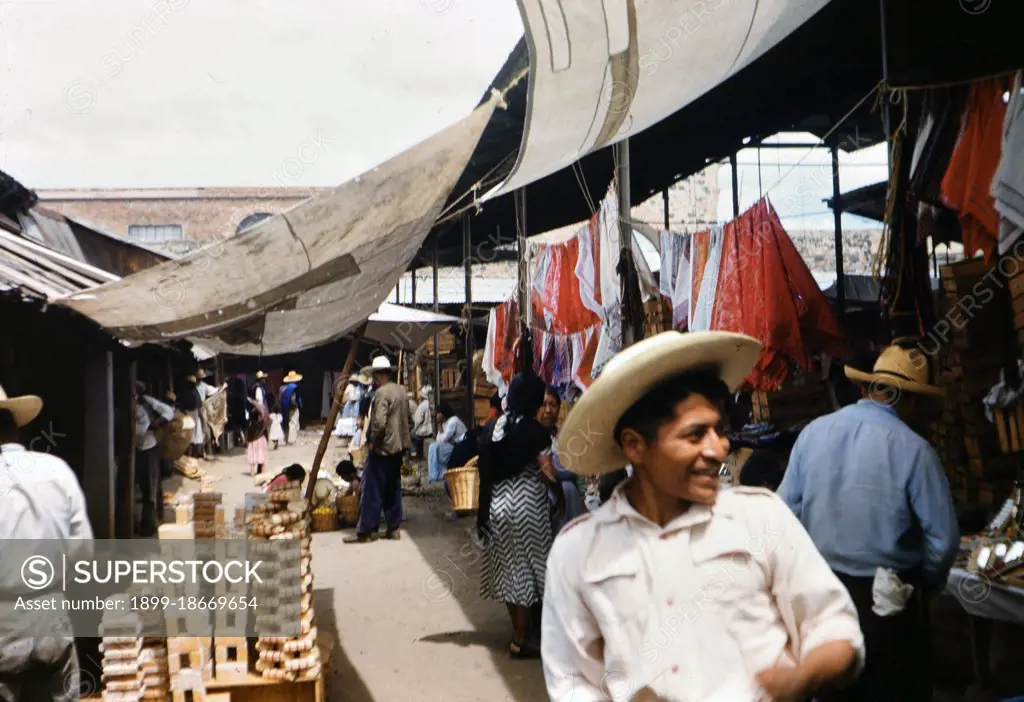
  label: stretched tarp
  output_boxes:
[60,97,498,356]
[488,0,830,196]
[363,303,460,352]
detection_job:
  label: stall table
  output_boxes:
[945,568,1024,691]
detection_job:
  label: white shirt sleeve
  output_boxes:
[143,396,175,422]
[255,387,265,405]
[542,540,608,701]
[65,468,94,562]
[764,493,865,676]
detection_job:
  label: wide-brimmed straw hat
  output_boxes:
[362,356,396,375]
[164,391,178,403]
[255,370,267,380]
[283,370,303,383]
[353,374,373,386]
[0,384,43,428]
[557,331,762,476]
[844,344,945,397]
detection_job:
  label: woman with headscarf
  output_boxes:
[539,387,586,534]
[478,373,563,659]
[411,385,434,458]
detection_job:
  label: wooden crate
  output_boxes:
[206,670,323,702]
[752,381,832,428]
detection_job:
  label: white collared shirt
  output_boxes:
[135,395,175,451]
[542,485,864,702]
[0,444,94,563]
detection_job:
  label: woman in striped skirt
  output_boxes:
[478,373,564,659]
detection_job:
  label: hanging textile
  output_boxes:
[659,230,692,330]
[909,85,969,248]
[941,76,1012,262]
[710,198,845,391]
[993,71,1024,254]
[690,227,724,332]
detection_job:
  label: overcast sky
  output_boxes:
[0,0,524,189]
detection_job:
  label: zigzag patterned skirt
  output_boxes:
[479,464,554,607]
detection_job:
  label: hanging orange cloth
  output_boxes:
[710,198,846,391]
[940,76,1011,262]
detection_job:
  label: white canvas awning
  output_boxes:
[362,303,460,352]
[59,96,498,356]
[488,0,830,197]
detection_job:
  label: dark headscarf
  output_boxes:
[477,373,551,537]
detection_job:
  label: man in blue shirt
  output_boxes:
[779,343,959,702]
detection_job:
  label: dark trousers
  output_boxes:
[357,452,403,535]
[820,571,931,702]
[0,642,79,702]
[135,447,161,536]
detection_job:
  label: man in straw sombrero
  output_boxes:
[280,370,304,445]
[345,355,410,543]
[542,331,863,701]
[0,384,93,699]
[778,342,958,701]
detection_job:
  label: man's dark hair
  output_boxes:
[335,459,356,479]
[437,402,453,419]
[613,369,731,446]
[284,464,306,483]
[0,409,17,442]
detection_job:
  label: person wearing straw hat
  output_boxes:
[0,384,93,701]
[345,355,410,543]
[778,342,959,702]
[250,370,270,413]
[542,331,864,702]
[280,370,304,445]
[134,381,175,535]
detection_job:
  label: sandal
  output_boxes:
[343,533,378,544]
[509,640,540,659]
[383,529,401,541]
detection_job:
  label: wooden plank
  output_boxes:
[0,228,117,283]
[83,346,115,538]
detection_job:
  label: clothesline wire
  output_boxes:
[759,79,885,202]
[890,68,1020,92]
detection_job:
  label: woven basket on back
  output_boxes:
[155,413,195,461]
[336,493,360,525]
[445,465,480,513]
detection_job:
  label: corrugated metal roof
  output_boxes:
[0,228,117,299]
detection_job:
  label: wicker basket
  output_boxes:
[155,413,195,461]
[336,493,360,525]
[445,465,480,513]
[311,509,338,533]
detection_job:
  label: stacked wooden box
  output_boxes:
[938,260,1017,507]
[139,640,169,701]
[751,380,833,428]
[99,604,146,702]
[247,482,320,683]
[167,637,209,702]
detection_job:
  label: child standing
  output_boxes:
[268,402,285,450]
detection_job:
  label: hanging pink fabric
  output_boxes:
[710,198,846,391]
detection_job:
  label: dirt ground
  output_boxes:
[166,428,549,702]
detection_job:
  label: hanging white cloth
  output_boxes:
[690,227,724,332]
[994,71,1024,254]
[482,307,507,393]
[672,235,692,330]
[576,221,602,316]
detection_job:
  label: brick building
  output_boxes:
[36,187,330,255]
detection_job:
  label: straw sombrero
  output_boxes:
[283,370,303,383]
[0,384,43,428]
[557,331,762,476]
[844,344,945,397]
[255,371,267,380]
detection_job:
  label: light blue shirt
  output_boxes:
[778,399,959,594]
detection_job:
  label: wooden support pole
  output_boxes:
[463,213,475,423]
[615,138,641,346]
[515,188,532,373]
[432,237,441,407]
[411,266,417,304]
[114,357,137,539]
[830,139,846,326]
[662,188,670,230]
[305,329,364,501]
[84,346,115,538]
[730,151,740,218]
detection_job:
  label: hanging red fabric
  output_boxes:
[941,76,1011,262]
[710,198,846,391]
